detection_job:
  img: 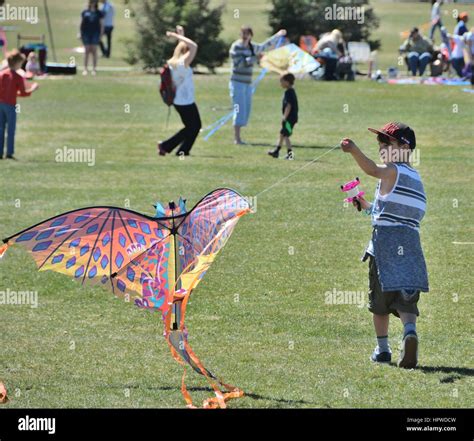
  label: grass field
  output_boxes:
[0,1,473,408]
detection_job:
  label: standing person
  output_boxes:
[268,73,298,160]
[443,28,466,77]
[429,0,444,42]
[399,28,433,76]
[158,26,200,157]
[0,50,39,160]
[454,12,468,36]
[79,0,104,76]
[464,28,474,85]
[340,122,429,369]
[229,26,286,145]
[99,0,114,58]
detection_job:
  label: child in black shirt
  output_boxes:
[268,73,298,160]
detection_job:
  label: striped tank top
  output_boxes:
[372,163,426,230]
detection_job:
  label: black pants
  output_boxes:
[162,103,201,155]
[99,26,114,57]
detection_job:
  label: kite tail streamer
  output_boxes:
[183,339,244,409]
[180,368,196,409]
[0,242,9,259]
[0,382,8,404]
[203,112,234,141]
[202,112,233,133]
[166,332,244,408]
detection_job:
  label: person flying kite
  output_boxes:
[340,122,429,369]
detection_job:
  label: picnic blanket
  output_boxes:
[388,77,471,86]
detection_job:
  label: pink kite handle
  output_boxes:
[340,177,365,202]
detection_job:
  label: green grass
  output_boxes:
[0,1,473,408]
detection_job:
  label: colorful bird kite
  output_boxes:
[0,188,251,408]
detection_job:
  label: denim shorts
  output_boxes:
[229,80,252,127]
[82,33,100,45]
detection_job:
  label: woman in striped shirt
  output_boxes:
[229,26,286,144]
[341,122,429,369]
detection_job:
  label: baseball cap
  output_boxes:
[368,122,416,150]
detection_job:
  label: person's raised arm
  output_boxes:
[167,26,198,68]
[253,29,286,54]
[340,138,397,180]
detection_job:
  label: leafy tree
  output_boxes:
[124,0,228,71]
[268,0,380,50]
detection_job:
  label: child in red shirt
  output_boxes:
[0,50,39,159]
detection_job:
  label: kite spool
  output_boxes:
[340,177,364,211]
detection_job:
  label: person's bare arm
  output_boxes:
[25,83,39,94]
[167,26,198,67]
[340,138,397,181]
[283,104,291,120]
[17,76,38,96]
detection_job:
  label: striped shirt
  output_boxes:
[229,35,279,84]
[372,163,426,230]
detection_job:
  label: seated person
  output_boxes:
[315,29,344,80]
[400,27,433,76]
[25,52,41,77]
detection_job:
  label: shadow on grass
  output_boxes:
[109,384,318,406]
[247,143,333,150]
[194,154,235,159]
[417,365,474,383]
[163,386,317,406]
[388,364,474,382]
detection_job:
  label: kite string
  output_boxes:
[255,144,340,198]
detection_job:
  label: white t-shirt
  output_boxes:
[451,34,465,59]
[170,60,195,105]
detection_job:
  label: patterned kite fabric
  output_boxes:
[0,188,251,408]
